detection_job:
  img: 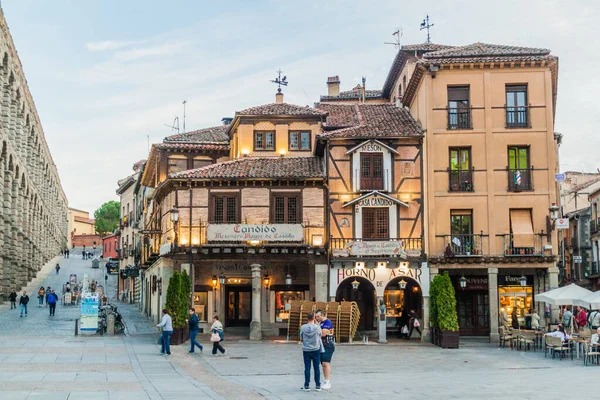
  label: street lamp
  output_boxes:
[459,275,467,289]
[170,208,180,249]
[263,274,271,288]
[219,273,226,285]
[212,275,218,287]
[519,275,527,287]
[549,203,560,221]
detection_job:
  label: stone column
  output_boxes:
[0,165,4,297]
[377,296,387,344]
[249,264,262,340]
[488,267,499,344]
[314,264,328,302]
[548,266,559,323]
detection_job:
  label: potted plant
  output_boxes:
[430,272,460,348]
[165,271,186,345]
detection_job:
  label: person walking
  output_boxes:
[315,310,335,390]
[55,264,60,275]
[9,289,17,309]
[210,315,226,356]
[48,290,58,316]
[156,309,173,355]
[19,291,29,317]
[186,308,203,353]
[45,286,51,306]
[37,286,45,307]
[300,311,322,392]
[407,309,422,340]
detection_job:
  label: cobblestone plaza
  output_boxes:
[0,254,598,400]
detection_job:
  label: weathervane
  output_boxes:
[270,69,288,93]
[384,28,403,49]
[420,15,434,43]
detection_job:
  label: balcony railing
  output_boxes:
[507,167,534,191]
[449,168,474,192]
[442,233,485,256]
[330,237,422,258]
[505,105,531,129]
[501,233,544,256]
[447,107,472,130]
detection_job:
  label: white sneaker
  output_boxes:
[322,381,331,390]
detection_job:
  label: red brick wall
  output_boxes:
[72,234,102,248]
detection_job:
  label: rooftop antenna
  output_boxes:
[182,100,187,134]
[420,15,434,43]
[270,69,288,93]
[164,116,180,134]
[384,28,403,49]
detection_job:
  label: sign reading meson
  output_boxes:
[206,224,304,241]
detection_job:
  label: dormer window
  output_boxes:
[168,155,188,174]
[254,131,275,151]
[289,131,311,151]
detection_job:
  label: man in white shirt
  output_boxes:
[588,310,600,330]
[591,327,600,346]
[156,308,173,355]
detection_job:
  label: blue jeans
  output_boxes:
[189,330,203,352]
[303,350,321,387]
[20,304,27,316]
[39,296,44,306]
[161,331,172,354]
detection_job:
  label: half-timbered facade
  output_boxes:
[140,94,327,337]
[315,101,426,341]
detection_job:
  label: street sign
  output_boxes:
[555,173,566,182]
[556,218,569,229]
[573,256,582,263]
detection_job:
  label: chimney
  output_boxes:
[221,117,233,126]
[327,76,340,97]
[361,76,366,103]
[275,91,284,104]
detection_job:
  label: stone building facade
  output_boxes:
[0,9,68,296]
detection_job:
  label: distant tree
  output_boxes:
[94,201,120,236]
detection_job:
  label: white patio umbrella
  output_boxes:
[577,291,600,310]
[535,283,593,306]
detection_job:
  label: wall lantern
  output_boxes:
[263,274,271,288]
[219,273,226,285]
[549,203,560,221]
[170,208,180,223]
[312,235,323,247]
[399,279,407,290]
[351,279,360,291]
[285,273,293,286]
[412,286,420,293]
[519,275,527,287]
[212,275,218,287]
[459,275,467,289]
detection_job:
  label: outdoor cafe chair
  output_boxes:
[519,331,536,352]
[499,327,512,348]
[583,341,600,366]
[545,335,571,360]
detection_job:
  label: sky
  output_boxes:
[1,0,598,213]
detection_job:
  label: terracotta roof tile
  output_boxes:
[421,43,554,64]
[315,103,422,138]
[236,103,328,117]
[320,89,384,102]
[155,142,230,151]
[401,43,454,52]
[164,125,229,143]
[170,156,324,180]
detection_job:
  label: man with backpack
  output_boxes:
[589,309,600,330]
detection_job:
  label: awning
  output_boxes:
[510,209,534,248]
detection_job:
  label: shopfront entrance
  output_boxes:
[226,285,252,327]
[453,276,490,336]
[336,277,376,331]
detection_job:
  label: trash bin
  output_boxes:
[92,258,99,269]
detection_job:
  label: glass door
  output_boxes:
[226,286,252,327]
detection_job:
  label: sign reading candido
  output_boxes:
[333,240,407,259]
[207,224,304,242]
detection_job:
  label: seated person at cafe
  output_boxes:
[591,327,600,346]
[546,324,569,343]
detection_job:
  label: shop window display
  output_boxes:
[275,290,305,322]
[499,286,532,328]
[193,292,208,322]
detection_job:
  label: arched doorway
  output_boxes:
[384,277,423,332]
[336,277,376,331]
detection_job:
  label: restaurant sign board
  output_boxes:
[332,240,407,259]
[206,224,303,242]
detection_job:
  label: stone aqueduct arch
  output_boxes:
[0,10,68,297]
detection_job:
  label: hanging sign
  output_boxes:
[555,218,569,229]
[333,240,407,258]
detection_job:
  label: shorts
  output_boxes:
[321,345,335,363]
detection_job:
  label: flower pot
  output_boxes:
[170,328,185,345]
[436,329,459,349]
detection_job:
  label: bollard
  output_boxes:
[107,313,115,335]
[75,319,79,336]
